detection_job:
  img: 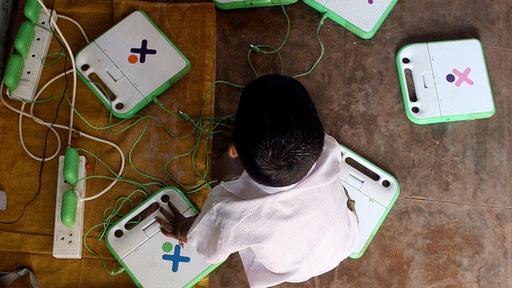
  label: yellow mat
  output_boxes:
[0,0,216,286]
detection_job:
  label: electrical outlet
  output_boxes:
[9,10,56,102]
[52,155,86,259]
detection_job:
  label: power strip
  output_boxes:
[8,10,56,102]
[52,155,86,259]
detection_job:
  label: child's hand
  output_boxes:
[155,202,197,246]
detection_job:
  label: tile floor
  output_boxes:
[210,1,512,287]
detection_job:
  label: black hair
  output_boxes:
[234,74,325,187]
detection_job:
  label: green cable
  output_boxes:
[83,188,149,276]
[19,19,231,277]
[247,5,290,76]
[152,98,184,120]
[99,189,149,239]
[250,5,290,54]
[186,91,226,192]
[292,13,328,78]
[245,8,328,79]
[170,12,328,192]
[38,6,328,278]
[71,81,186,138]
[69,95,203,187]
[152,80,228,194]
[124,116,198,188]
[190,94,207,177]
[214,80,245,89]
[18,93,63,104]
[33,22,67,67]
[83,222,120,275]
[163,132,206,190]
[161,90,219,193]
[72,148,158,192]
[248,46,285,77]
[76,147,118,176]
[142,181,166,187]
[78,175,151,192]
[66,95,140,131]
[43,50,66,67]
[127,122,168,186]
[24,11,287,275]
[183,92,211,189]
[153,99,204,132]
[184,180,217,194]
[153,97,215,139]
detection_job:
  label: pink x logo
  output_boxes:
[451,67,474,87]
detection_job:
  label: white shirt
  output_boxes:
[187,135,359,287]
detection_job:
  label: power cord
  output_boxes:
[219,9,329,93]
[246,7,328,79]
[0,9,68,225]
[7,12,127,203]
[292,13,328,78]
[36,0,78,148]
[247,5,290,77]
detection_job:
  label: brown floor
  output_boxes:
[209,1,512,287]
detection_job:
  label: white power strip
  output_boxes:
[52,155,86,259]
[9,10,56,102]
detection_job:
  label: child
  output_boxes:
[156,75,359,287]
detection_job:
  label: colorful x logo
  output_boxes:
[162,244,191,272]
[128,39,157,64]
[446,67,474,87]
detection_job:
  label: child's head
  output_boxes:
[233,74,325,187]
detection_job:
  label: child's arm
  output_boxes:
[155,201,198,245]
[159,186,252,264]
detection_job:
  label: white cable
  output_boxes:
[30,70,73,117]
[18,102,62,162]
[29,73,125,201]
[1,82,125,202]
[79,133,125,202]
[19,70,69,162]
[13,70,73,162]
[36,0,77,147]
[2,4,123,201]
[56,15,90,43]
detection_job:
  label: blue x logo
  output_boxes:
[129,39,157,63]
[162,244,191,272]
